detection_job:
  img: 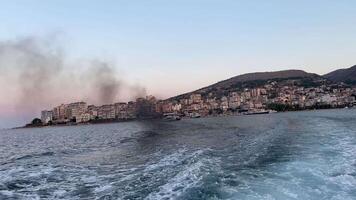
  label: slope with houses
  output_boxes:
[35,66,356,126]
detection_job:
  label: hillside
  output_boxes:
[210,69,318,87]
[324,65,356,84]
[170,69,322,100]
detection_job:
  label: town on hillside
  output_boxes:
[34,75,356,127]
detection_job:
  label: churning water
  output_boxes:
[0,109,356,199]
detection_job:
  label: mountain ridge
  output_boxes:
[323,65,356,84]
[210,69,318,87]
[168,65,356,101]
[169,69,321,100]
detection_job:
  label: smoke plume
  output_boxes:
[0,35,146,118]
[84,60,122,105]
[0,36,63,112]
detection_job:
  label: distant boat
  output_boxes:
[244,110,270,115]
[163,113,181,121]
[190,113,201,118]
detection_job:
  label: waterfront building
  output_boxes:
[127,101,137,119]
[79,113,91,122]
[66,102,87,122]
[87,105,98,120]
[41,110,53,124]
[114,102,129,119]
[52,104,67,122]
[162,102,173,113]
[98,104,115,119]
[172,103,182,112]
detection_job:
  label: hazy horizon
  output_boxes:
[1,0,356,128]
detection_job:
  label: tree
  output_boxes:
[31,118,42,125]
[70,117,76,123]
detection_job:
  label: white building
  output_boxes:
[66,102,87,122]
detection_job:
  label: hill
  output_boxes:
[170,69,322,100]
[210,69,318,87]
[324,65,356,85]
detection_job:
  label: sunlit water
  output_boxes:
[1,109,356,200]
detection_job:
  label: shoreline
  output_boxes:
[17,106,355,130]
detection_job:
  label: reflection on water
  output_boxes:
[0,109,356,199]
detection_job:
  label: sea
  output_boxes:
[0,109,356,200]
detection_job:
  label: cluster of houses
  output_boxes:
[157,81,356,117]
[40,80,356,125]
[40,96,157,125]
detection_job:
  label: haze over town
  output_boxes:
[1,0,356,128]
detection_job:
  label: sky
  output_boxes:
[1,0,356,128]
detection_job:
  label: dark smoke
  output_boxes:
[131,84,147,100]
[0,36,63,112]
[0,35,147,116]
[88,60,122,104]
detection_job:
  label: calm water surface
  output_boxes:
[0,109,356,199]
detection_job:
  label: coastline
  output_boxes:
[19,106,355,129]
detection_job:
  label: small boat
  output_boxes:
[163,113,181,121]
[244,110,270,115]
[190,113,201,118]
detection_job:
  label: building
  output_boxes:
[98,104,115,119]
[220,96,229,111]
[87,105,98,120]
[190,94,202,104]
[172,103,182,112]
[66,102,87,122]
[321,94,337,104]
[52,104,67,122]
[251,88,261,97]
[114,102,129,119]
[162,102,173,113]
[79,113,91,122]
[228,92,241,109]
[41,110,53,124]
[127,101,137,119]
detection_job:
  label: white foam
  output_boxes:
[0,190,14,197]
[145,149,216,200]
[144,149,189,172]
[145,160,205,199]
[53,189,67,197]
[94,184,112,193]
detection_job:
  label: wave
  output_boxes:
[144,149,220,199]
[14,151,55,161]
